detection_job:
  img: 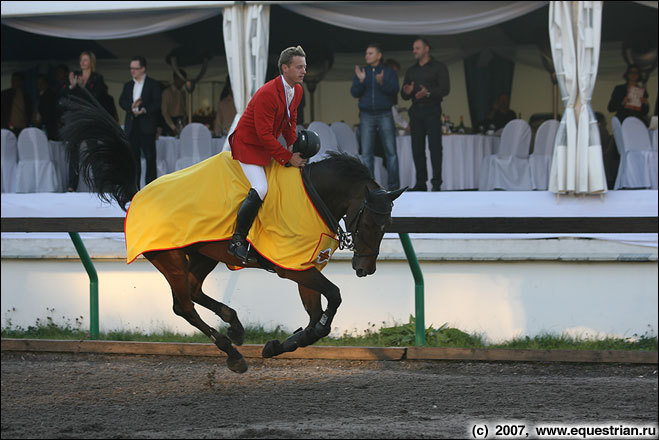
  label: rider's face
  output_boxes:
[282,56,306,86]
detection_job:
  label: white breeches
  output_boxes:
[239,162,268,200]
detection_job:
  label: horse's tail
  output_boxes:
[59,87,138,211]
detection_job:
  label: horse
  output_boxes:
[60,89,405,373]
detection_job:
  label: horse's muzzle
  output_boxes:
[353,257,376,277]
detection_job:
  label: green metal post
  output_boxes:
[68,232,99,340]
[398,233,425,346]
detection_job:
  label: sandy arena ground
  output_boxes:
[1,351,657,439]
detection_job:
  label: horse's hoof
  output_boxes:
[228,324,245,346]
[262,340,283,358]
[226,355,248,374]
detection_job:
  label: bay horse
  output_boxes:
[60,89,404,373]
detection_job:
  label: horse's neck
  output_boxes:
[311,169,370,222]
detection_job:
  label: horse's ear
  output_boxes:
[387,187,407,201]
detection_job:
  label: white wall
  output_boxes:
[2,257,657,343]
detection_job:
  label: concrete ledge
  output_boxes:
[406,346,659,364]
[2,339,657,364]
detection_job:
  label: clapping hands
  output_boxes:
[355,65,366,83]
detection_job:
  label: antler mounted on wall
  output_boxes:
[166,48,211,124]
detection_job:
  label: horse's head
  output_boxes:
[346,186,406,277]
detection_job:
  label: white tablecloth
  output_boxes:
[157,136,225,174]
[47,137,226,192]
[395,134,500,190]
[48,141,68,191]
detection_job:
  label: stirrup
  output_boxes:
[228,237,255,264]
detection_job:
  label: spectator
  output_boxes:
[68,51,107,101]
[34,74,59,140]
[607,64,649,124]
[213,76,237,137]
[350,43,400,190]
[161,69,187,137]
[484,94,516,131]
[66,51,113,191]
[1,72,33,136]
[119,56,162,187]
[401,37,450,191]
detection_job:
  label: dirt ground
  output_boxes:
[1,351,657,439]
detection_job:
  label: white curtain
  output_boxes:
[222,4,270,151]
[548,1,578,193]
[575,1,606,193]
[282,1,547,35]
[548,1,606,195]
[1,9,222,40]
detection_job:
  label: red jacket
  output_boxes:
[229,76,302,166]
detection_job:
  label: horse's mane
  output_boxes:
[308,151,372,183]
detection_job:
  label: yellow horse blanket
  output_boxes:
[125,151,338,271]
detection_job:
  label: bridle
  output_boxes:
[300,166,391,259]
[340,191,392,259]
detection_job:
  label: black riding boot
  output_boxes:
[228,188,263,264]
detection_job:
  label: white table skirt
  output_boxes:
[48,141,68,191]
[395,134,500,190]
[157,136,225,174]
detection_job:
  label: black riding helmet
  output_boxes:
[292,129,321,159]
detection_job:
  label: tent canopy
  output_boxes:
[2,2,657,81]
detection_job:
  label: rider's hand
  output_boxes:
[288,152,307,168]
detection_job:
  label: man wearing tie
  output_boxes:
[119,56,161,186]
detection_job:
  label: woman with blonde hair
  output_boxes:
[67,50,111,191]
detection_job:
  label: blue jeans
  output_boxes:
[359,110,400,190]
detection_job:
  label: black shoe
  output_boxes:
[408,184,427,192]
[227,188,263,264]
[228,235,254,264]
[431,186,441,192]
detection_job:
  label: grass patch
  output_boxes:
[2,312,656,351]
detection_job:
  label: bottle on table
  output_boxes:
[457,115,466,134]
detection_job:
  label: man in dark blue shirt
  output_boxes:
[401,37,450,191]
[351,43,400,190]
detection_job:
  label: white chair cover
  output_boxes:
[611,116,625,155]
[307,121,339,163]
[330,121,359,157]
[1,129,18,193]
[615,117,657,189]
[478,119,533,190]
[175,123,213,171]
[530,119,560,190]
[372,156,388,189]
[15,128,60,193]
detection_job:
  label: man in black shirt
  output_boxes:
[401,38,450,191]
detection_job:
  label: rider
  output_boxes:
[227,46,308,264]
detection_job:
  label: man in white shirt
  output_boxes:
[119,56,162,186]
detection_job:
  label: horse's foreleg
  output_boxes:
[299,285,323,328]
[263,269,341,358]
[188,251,245,345]
[146,250,247,373]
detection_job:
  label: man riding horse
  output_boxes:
[59,46,405,374]
[228,46,309,264]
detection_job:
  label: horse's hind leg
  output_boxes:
[145,250,247,373]
[187,251,245,345]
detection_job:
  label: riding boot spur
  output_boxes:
[228,188,263,264]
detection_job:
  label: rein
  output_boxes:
[301,166,354,250]
[301,166,390,257]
